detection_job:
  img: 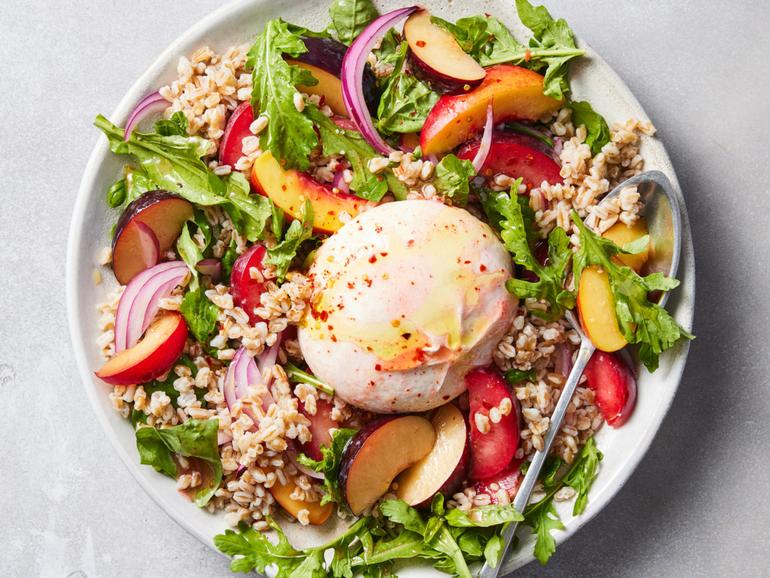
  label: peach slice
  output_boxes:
[404,9,486,92]
[420,65,563,156]
[577,265,628,352]
[603,219,650,273]
[269,472,334,525]
[339,416,436,515]
[96,312,188,385]
[250,151,371,234]
[395,404,469,507]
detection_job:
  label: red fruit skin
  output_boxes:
[299,398,336,461]
[331,116,359,132]
[474,458,524,504]
[584,350,637,427]
[230,244,268,325]
[457,133,563,191]
[466,368,520,480]
[219,102,254,167]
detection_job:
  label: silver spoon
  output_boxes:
[479,170,682,578]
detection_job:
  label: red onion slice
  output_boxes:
[124,91,168,141]
[472,103,494,173]
[217,430,233,446]
[331,170,350,195]
[286,441,324,479]
[554,343,573,376]
[341,6,419,154]
[114,261,187,352]
[248,356,274,410]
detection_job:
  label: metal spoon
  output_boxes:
[479,170,682,578]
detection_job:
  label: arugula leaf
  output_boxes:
[376,42,439,135]
[568,101,610,155]
[296,428,357,505]
[221,237,239,279]
[562,437,602,515]
[247,19,318,170]
[180,285,219,344]
[571,212,693,371]
[94,115,271,241]
[124,165,154,204]
[482,186,575,319]
[270,199,285,241]
[329,0,379,44]
[358,531,430,565]
[380,500,427,534]
[284,362,335,396]
[154,110,189,136]
[434,154,475,206]
[307,105,407,201]
[528,499,564,565]
[445,504,524,528]
[504,368,536,385]
[372,29,401,78]
[266,199,315,281]
[135,418,222,506]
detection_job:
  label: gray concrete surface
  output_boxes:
[1,0,768,576]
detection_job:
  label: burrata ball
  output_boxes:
[298,200,515,413]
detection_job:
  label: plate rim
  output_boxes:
[66,0,696,574]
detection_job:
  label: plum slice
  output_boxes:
[474,458,524,504]
[230,244,268,325]
[466,367,520,480]
[112,219,160,285]
[288,36,379,117]
[339,416,436,515]
[395,404,470,508]
[404,9,486,93]
[96,312,187,385]
[299,398,336,461]
[219,101,254,167]
[584,350,637,428]
[457,133,563,191]
[113,191,194,284]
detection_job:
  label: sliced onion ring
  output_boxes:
[124,91,168,141]
[472,103,494,173]
[114,261,188,352]
[341,6,419,154]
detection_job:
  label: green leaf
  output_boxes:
[176,222,204,289]
[266,199,315,281]
[527,498,564,565]
[567,101,610,155]
[214,519,305,575]
[180,285,219,344]
[562,437,603,515]
[504,368,536,385]
[376,42,439,135]
[571,211,693,371]
[446,504,524,528]
[284,362,335,396]
[434,154,476,206]
[482,186,575,319]
[135,418,222,506]
[221,237,239,279]
[483,533,503,568]
[154,110,189,136]
[329,0,379,44]
[307,105,407,201]
[358,531,430,565]
[94,115,271,241]
[296,428,357,505]
[247,19,318,170]
[515,0,583,99]
[372,29,401,78]
[379,500,427,535]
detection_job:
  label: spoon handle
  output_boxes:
[478,335,596,578]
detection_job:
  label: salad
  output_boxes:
[91,0,692,575]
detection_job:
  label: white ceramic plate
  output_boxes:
[66,0,695,575]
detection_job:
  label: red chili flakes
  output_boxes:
[331,335,337,342]
[380,252,388,257]
[374,364,382,371]
[347,281,355,289]
[401,332,412,340]
[391,319,400,328]
[319,310,329,321]
[369,255,377,263]
[480,264,487,272]
[407,239,415,247]
[416,40,426,47]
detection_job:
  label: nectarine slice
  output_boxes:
[577,265,628,352]
[250,151,370,234]
[269,472,334,525]
[421,65,563,156]
[603,219,650,273]
[340,416,436,515]
[96,312,188,385]
[287,60,347,117]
